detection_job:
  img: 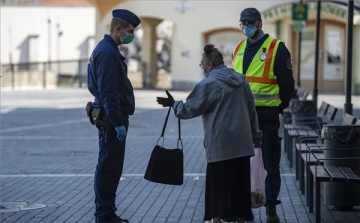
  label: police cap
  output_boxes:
[240,7,262,21]
[112,9,141,28]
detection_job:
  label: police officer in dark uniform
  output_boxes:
[87,9,141,223]
[232,7,295,223]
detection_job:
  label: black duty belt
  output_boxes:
[85,102,112,143]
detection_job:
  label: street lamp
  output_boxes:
[47,16,51,69]
[57,23,63,61]
[173,0,192,14]
[56,23,63,76]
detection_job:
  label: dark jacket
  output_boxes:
[87,34,135,127]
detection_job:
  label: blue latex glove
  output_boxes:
[115,125,127,142]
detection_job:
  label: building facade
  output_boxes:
[1,0,360,94]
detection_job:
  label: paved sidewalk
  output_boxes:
[0,89,359,223]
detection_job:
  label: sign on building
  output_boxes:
[292,3,308,21]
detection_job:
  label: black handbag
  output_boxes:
[144,106,183,185]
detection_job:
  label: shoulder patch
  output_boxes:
[287,59,292,70]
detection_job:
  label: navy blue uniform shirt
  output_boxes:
[87,34,135,127]
[244,34,295,121]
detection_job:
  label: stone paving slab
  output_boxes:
[0,89,360,223]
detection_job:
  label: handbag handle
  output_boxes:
[177,116,183,149]
[160,106,172,137]
[158,106,182,149]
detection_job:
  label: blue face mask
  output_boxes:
[119,27,135,44]
[243,25,257,38]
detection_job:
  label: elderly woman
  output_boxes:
[157,44,262,223]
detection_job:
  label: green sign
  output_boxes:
[292,3,308,20]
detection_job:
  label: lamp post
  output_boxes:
[57,23,63,61]
[173,0,192,14]
[48,15,51,69]
[296,0,304,88]
[344,0,354,115]
[313,0,321,111]
[56,23,63,76]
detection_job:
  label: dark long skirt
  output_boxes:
[204,156,252,221]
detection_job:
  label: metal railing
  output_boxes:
[1,59,171,90]
[0,0,39,5]
[1,59,88,90]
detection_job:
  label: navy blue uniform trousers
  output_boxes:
[259,121,282,205]
[94,118,129,222]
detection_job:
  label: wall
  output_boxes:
[2,1,359,94]
[95,0,297,90]
[0,6,96,64]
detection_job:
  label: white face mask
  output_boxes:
[200,62,208,76]
[201,67,206,75]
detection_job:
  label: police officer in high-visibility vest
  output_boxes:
[232,8,295,223]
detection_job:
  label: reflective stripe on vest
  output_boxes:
[232,37,282,107]
[232,40,245,67]
[246,39,278,84]
[252,93,280,100]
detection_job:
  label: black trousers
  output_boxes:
[94,118,129,222]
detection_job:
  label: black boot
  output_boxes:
[244,210,254,221]
[266,204,279,223]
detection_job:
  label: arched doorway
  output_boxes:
[292,19,346,93]
[204,28,243,68]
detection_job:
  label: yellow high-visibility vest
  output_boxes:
[232,36,282,107]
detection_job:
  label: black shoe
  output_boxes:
[266,204,279,223]
[244,211,254,221]
[221,218,235,222]
[97,216,129,223]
